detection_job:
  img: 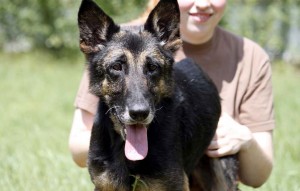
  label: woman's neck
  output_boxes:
[180,27,217,45]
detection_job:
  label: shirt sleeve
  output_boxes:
[74,69,99,115]
[239,52,275,132]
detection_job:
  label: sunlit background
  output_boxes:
[1,0,299,190]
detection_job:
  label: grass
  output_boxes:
[0,51,94,190]
[0,52,299,190]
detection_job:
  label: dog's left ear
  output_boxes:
[78,0,120,54]
[144,0,182,53]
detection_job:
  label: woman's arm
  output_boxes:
[238,131,273,187]
[69,108,94,167]
[206,113,273,187]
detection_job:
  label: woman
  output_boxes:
[69,0,274,188]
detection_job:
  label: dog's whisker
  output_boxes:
[152,107,164,122]
[105,108,114,115]
[155,106,164,112]
[105,106,120,115]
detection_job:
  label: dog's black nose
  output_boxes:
[129,105,150,122]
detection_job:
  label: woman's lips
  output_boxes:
[189,12,212,23]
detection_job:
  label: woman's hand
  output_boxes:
[206,113,253,158]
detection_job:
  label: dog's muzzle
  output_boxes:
[112,105,154,161]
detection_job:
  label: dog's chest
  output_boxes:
[92,171,126,191]
[92,170,173,191]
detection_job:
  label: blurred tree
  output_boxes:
[223,0,300,65]
[0,0,146,52]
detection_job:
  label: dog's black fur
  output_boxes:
[78,0,238,190]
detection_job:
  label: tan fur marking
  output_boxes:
[114,30,126,38]
[80,40,105,54]
[158,79,172,97]
[101,78,109,95]
[93,171,127,191]
[164,38,182,52]
[123,49,134,93]
[99,22,108,42]
[93,174,191,191]
[123,49,134,64]
[183,172,190,191]
[93,173,172,191]
[110,114,123,136]
[132,175,190,191]
[138,177,168,191]
[103,48,124,63]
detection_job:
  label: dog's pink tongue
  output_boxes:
[125,124,148,161]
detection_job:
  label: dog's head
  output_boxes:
[78,0,181,161]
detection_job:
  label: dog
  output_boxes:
[78,0,238,190]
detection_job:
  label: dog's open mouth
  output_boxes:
[123,124,148,161]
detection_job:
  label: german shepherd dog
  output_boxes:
[78,0,238,190]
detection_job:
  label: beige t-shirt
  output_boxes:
[74,26,275,132]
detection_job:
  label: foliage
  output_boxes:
[0,0,146,52]
[130,175,148,191]
[0,0,78,51]
[223,0,300,65]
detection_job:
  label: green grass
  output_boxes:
[1,52,299,190]
[0,51,93,190]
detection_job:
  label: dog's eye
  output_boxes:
[147,63,158,72]
[112,62,123,71]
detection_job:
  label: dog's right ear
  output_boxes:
[78,0,120,54]
[144,0,181,53]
